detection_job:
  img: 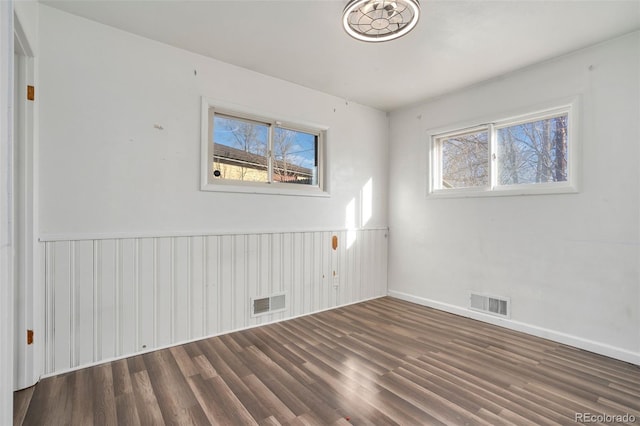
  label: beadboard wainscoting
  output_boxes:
[43,228,388,376]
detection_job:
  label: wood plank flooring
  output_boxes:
[14,297,640,425]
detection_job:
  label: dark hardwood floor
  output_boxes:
[14,297,640,425]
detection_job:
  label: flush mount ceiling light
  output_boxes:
[342,0,420,42]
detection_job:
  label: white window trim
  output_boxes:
[200,97,330,197]
[427,96,581,199]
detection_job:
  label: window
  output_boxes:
[439,127,489,189]
[429,100,579,197]
[201,98,327,196]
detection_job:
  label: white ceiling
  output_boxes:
[41,0,640,111]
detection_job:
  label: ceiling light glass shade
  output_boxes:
[343,0,420,42]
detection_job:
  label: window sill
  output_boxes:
[428,182,579,199]
[201,181,330,197]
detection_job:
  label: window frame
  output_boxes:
[428,98,580,198]
[201,97,329,197]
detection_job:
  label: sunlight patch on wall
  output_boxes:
[361,177,373,227]
[346,198,357,249]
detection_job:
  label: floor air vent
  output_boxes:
[251,293,286,317]
[470,293,510,318]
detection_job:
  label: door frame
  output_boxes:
[13,10,40,391]
[1,0,15,422]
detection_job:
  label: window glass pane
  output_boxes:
[273,128,318,186]
[212,115,269,183]
[497,114,568,185]
[440,130,489,188]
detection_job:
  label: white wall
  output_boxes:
[388,32,640,364]
[38,5,388,238]
[36,5,390,375]
[14,0,37,55]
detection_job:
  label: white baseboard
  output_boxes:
[388,290,640,366]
